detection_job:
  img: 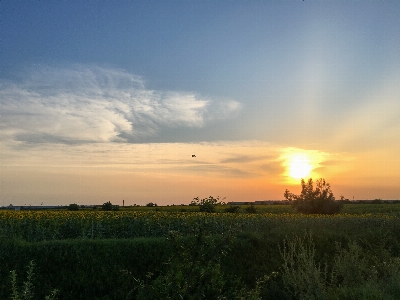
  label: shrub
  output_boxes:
[191,196,225,213]
[284,178,343,214]
[279,234,400,299]
[67,204,79,211]
[102,201,113,211]
[280,233,328,299]
[132,229,263,299]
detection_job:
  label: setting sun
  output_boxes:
[280,148,331,184]
[288,154,312,179]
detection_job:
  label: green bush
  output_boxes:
[67,203,79,211]
[279,233,400,299]
[101,201,119,211]
[191,196,225,213]
[132,229,264,300]
[102,201,113,211]
[285,178,343,214]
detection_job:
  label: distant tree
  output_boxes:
[102,201,113,211]
[339,195,351,204]
[191,196,225,213]
[284,178,343,214]
[146,202,158,207]
[68,203,79,211]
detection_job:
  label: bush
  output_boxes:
[279,234,400,299]
[191,196,225,213]
[67,204,79,211]
[132,229,263,299]
[102,201,113,211]
[284,178,343,214]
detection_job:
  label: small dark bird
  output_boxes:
[192,154,196,157]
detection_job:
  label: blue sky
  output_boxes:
[1,1,400,205]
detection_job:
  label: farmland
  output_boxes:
[1,204,399,242]
[1,204,400,299]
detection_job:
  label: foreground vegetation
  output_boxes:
[1,204,400,299]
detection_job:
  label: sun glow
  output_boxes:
[288,154,312,179]
[280,147,331,183]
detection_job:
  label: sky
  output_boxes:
[1,1,400,206]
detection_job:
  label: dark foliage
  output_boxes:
[102,201,113,211]
[67,203,79,211]
[3,216,400,299]
[191,196,225,213]
[132,228,269,299]
[284,178,343,214]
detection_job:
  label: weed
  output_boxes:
[9,261,58,300]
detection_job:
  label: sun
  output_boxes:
[288,154,312,179]
[280,147,327,182]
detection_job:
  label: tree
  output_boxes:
[67,203,79,211]
[284,178,343,214]
[102,201,113,211]
[146,202,158,207]
[191,196,225,213]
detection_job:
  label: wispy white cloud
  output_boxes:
[0,65,242,145]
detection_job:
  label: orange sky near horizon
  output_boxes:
[1,141,398,206]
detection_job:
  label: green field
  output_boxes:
[1,204,400,299]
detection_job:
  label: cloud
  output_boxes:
[0,65,242,145]
[220,154,274,164]
[179,164,252,178]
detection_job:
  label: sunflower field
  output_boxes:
[1,206,400,299]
